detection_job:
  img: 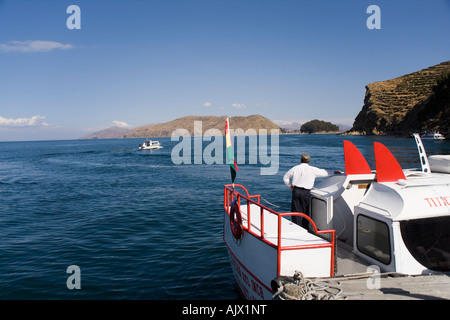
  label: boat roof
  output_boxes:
[315,141,450,222]
[360,177,450,221]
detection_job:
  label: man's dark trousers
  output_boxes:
[291,186,311,229]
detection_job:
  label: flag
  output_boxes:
[225,117,238,183]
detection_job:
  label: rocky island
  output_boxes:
[300,119,339,134]
[348,61,450,138]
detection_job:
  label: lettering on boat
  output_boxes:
[424,196,450,207]
[230,255,267,299]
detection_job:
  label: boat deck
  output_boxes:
[237,202,335,277]
[333,244,450,300]
[335,242,372,276]
[240,203,370,274]
[239,204,330,247]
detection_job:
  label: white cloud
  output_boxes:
[254,103,268,107]
[203,102,212,107]
[231,103,247,109]
[0,40,74,53]
[0,115,48,127]
[112,120,130,128]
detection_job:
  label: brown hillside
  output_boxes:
[123,114,280,138]
[79,126,131,140]
[349,61,450,137]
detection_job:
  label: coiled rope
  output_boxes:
[272,271,345,300]
[272,270,394,300]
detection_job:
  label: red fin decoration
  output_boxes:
[343,140,372,175]
[374,142,406,182]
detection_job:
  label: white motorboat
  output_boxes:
[223,134,450,300]
[139,139,162,150]
[421,131,445,140]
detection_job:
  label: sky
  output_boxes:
[0,0,449,141]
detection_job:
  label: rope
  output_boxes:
[272,271,345,300]
[272,270,399,300]
[260,196,281,208]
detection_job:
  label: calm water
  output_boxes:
[1,134,449,299]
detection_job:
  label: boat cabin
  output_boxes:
[311,140,450,274]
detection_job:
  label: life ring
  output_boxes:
[230,200,243,240]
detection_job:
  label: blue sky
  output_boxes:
[0,0,449,141]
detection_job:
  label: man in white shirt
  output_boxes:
[283,154,342,228]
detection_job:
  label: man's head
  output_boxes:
[301,154,310,164]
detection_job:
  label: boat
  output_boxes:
[421,131,445,140]
[223,134,450,300]
[139,139,162,150]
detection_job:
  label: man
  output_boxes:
[283,154,342,228]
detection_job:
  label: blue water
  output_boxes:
[1,134,449,299]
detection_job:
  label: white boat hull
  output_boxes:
[139,140,162,150]
[223,187,335,300]
[225,238,274,300]
[421,133,445,140]
[139,145,162,150]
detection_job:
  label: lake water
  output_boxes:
[1,134,449,299]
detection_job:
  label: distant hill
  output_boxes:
[124,114,280,138]
[81,115,280,139]
[274,120,302,131]
[80,126,131,140]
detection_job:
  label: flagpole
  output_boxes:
[226,117,238,191]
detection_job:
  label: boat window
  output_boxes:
[311,197,327,231]
[400,216,450,272]
[357,215,391,265]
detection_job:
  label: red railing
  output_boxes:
[224,184,335,277]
